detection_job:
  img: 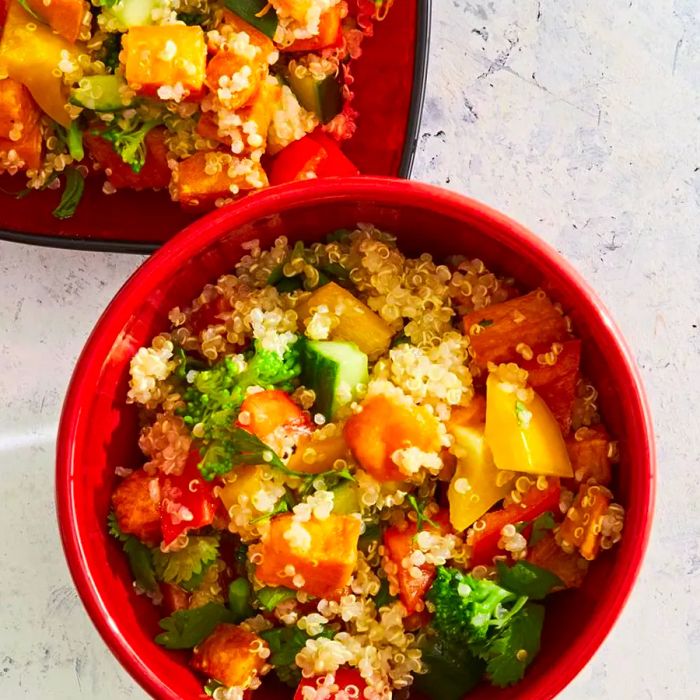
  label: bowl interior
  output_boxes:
[58,179,654,700]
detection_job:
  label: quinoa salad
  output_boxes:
[110,226,626,700]
[0,0,390,218]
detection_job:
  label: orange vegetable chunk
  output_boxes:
[383,512,450,613]
[282,6,342,52]
[462,291,569,369]
[527,532,588,589]
[191,624,268,688]
[253,514,361,598]
[84,126,171,190]
[344,395,442,482]
[111,470,161,545]
[26,0,87,43]
[566,424,613,485]
[557,482,613,561]
[123,25,207,98]
[519,339,581,435]
[446,395,486,432]
[0,78,42,172]
[176,151,268,209]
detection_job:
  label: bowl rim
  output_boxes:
[56,176,656,700]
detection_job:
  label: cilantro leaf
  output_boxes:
[153,535,220,587]
[155,602,233,649]
[52,167,85,220]
[407,494,438,533]
[260,626,334,668]
[107,511,157,594]
[373,578,396,609]
[479,602,545,687]
[529,512,556,546]
[496,561,563,600]
[256,586,297,612]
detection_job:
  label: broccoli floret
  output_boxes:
[425,566,544,688]
[98,118,160,173]
[238,340,302,392]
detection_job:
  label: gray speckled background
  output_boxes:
[1,0,699,697]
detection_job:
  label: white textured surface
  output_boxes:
[1,1,699,697]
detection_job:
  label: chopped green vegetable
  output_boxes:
[415,634,484,700]
[228,577,254,621]
[204,680,223,697]
[66,120,84,161]
[480,603,544,687]
[256,586,297,612]
[478,319,494,328]
[152,535,220,587]
[496,561,563,600]
[52,167,85,220]
[326,228,351,243]
[390,331,411,347]
[155,602,233,649]
[17,0,41,21]
[358,522,381,553]
[107,512,158,595]
[514,400,532,428]
[223,0,278,39]
[529,511,557,546]
[373,578,396,609]
[407,494,438,533]
[427,566,545,687]
[101,33,122,73]
[98,118,160,173]
[260,626,334,687]
[176,10,207,25]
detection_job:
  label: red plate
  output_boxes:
[0,0,430,252]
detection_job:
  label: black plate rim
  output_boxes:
[0,0,432,255]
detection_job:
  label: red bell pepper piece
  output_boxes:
[294,667,367,700]
[238,389,312,444]
[468,478,561,567]
[269,132,359,186]
[383,511,450,614]
[159,448,218,547]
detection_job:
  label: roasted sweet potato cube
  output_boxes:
[519,339,581,435]
[253,514,361,599]
[0,123,42,172]
[176,151,268,209]
[462,291,569,369]
[205,49,260,111]
[85,126,171,190]
[0,78,40,139]
[196,111,229,145]
[344,395,442,482]
[281,6,342,52]
[557,482,612,561]
[192,624,268,688]
[26,0,88,43]
[527,532,588,588]
[111,470,161,545]
[566,424,613,485]
[123,25,207,98]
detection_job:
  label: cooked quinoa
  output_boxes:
[111,226,626,699]
[0,0,390,217]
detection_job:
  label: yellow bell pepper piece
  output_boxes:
[484,369,573,478]
[296,282,393,360]
[447,424,514,532]
[218,465,267,514]
[0,0,81,126]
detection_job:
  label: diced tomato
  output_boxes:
[383,511,450,614]
[294,667,368,700]
[468,478,561,567]
[159,448,218,547]
[160,582,190,614]
[269,132,359,186]
[519,339,581,435]
[238,389,312,444]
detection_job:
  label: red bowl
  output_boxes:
[56,177,655,700]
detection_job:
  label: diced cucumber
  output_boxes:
[287,70,342,124]
[105,0,159,29]
[223,0,278,39]
[332,482,360,515]
[70,75,133,112]
[301,340,368,420]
